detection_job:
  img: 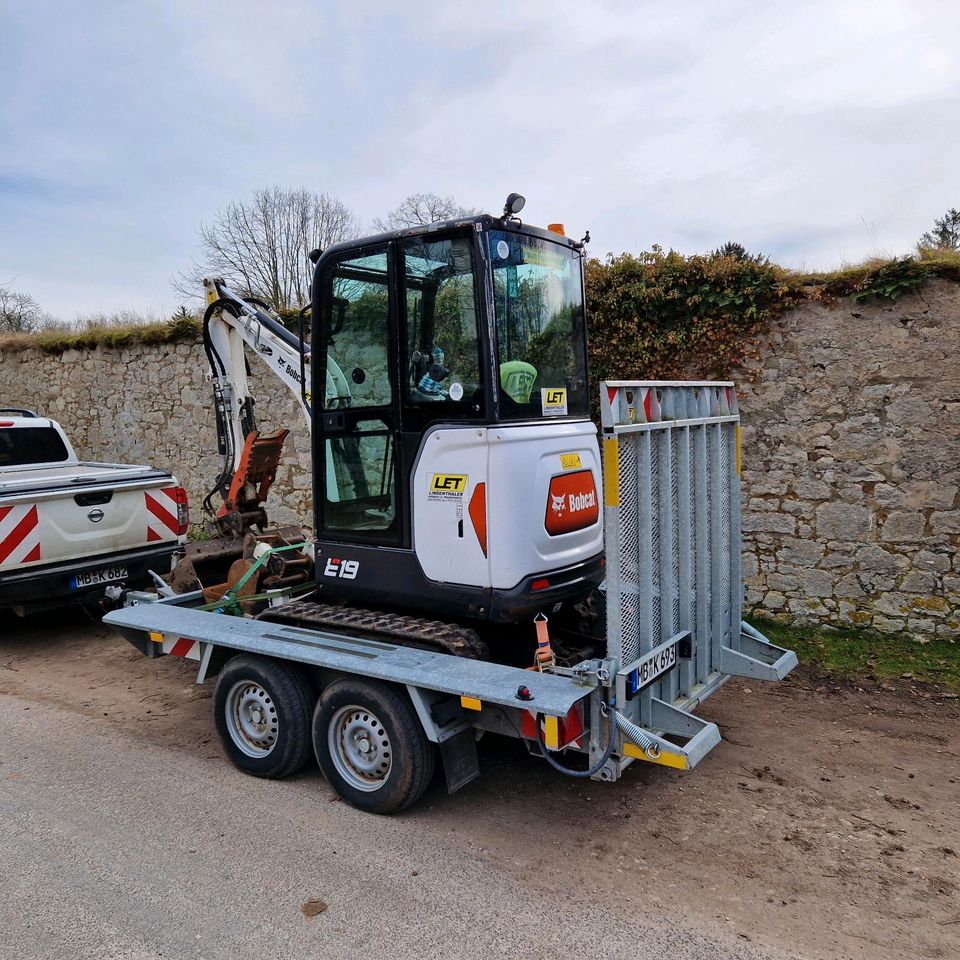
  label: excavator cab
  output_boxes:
[310,211,604,623]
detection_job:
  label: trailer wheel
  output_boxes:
[313,679,434,814]
[214,655,313,779]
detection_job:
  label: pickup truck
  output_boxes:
[0,409,188,616]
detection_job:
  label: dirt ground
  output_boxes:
[1,610,958,960]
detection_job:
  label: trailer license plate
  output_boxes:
[629,642,678,696]
[71,566,128,589]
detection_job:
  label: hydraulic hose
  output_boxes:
[534,703,618,779]
[201,299,240,517]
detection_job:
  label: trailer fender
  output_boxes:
[406,685,480,795]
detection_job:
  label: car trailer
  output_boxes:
[103,381,797,814]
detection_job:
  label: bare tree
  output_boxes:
[175,186,361,310]
[0,285,51,333]
[373,193,478,232]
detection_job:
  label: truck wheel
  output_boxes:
[313,678,434,814]
[214,655,313,779]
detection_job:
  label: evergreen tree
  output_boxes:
[918,208,960,251]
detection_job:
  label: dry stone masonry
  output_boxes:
[1,278,957,640]
[735,278,959,640]
[0,342,313,530]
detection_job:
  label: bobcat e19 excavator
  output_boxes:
[104,194,797,813]
[186,193,605,655]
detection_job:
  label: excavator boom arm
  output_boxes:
[201,278,318,525]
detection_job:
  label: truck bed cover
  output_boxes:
[0,462,170,501]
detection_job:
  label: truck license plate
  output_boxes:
[628,641,679,696]
[71,566,128,589]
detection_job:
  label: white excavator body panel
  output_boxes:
[412,420,602,590]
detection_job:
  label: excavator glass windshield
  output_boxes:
[489,230,588,419]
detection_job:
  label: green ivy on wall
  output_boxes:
[585,246,799,383]
[1,251,958,374]
[585,248,960,387]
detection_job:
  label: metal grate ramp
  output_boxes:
[602,382,743,702]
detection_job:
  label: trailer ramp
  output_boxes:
[599,381,796,775]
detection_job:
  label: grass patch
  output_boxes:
[1,252,958,360]
[796,252,960,301]
[0,315,200,353]
[187,523,213,542]
[752,616,960,694]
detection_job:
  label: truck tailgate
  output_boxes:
[0,473,185,571]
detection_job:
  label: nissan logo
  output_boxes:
[87,508,105,523]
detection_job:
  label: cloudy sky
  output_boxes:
[1,0,957,319]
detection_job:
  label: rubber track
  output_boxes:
[257,600,489,660]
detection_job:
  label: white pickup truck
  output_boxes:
[0,409,188,616]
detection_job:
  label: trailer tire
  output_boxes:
[214,655,313,779]
[313,678,434,814]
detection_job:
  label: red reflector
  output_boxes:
[0,421,13,427]
[468,482,487,557]
[531,578,550,591]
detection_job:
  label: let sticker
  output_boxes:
[428,474,467,498]
[541,388,568,416]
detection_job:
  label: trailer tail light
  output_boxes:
[520,703,584,749]
[173,486,189,535]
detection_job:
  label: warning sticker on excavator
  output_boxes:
[428,474,468,499]
[559,452,582,470]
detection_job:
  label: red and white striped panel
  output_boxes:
[0,504,41,567]
[150,632,202,661]
[145,488,179,542]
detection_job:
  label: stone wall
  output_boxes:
[1,278,957,639]
[0,342,313,530]
[735,278,959,639]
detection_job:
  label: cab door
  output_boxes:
[314,245,402,546]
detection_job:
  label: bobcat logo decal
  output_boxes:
[544,469,599,536]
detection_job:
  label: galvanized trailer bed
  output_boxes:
[107,599,594,719]
[103,380,796,812]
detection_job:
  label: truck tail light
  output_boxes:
[173,486,189,536]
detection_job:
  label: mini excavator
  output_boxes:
[180,194,603,657]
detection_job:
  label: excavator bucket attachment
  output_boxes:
[167,526,313,606]
[214,428,290,535]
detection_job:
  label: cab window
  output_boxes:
[324,251,391,410]
[318,247,399,539]
[0,427,69,466]
[489,231,588,419]
[401,235,482,408]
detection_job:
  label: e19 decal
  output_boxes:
[323,557,359,580]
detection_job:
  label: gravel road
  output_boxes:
[0,692,791,960]
[2,613,957,959]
